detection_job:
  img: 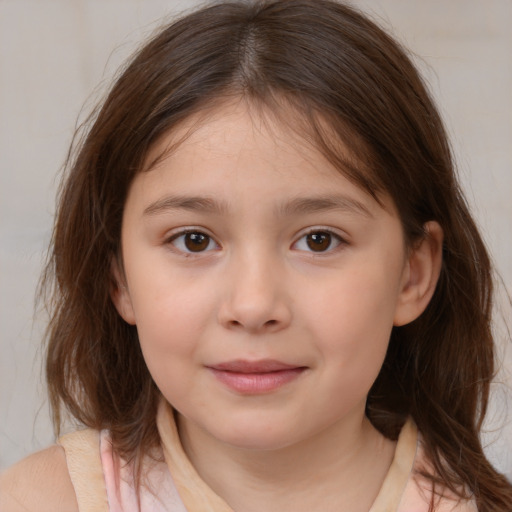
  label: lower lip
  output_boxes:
[208,368,306,394]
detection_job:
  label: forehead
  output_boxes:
[145,100,361,175]
[131,99,395,216]
[142,100,306,169]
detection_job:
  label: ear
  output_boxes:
[110,257,136,325]
[393,221,443,326]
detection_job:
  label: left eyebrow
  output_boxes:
[278,195,373,218]
[143,195,229,216]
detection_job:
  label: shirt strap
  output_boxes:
[58,429,109,512]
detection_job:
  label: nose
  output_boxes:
[217,250,292,334]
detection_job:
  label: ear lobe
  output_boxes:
[393,221,443,326]
[110,257,136,325]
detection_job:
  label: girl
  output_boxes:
[1,0,511,510]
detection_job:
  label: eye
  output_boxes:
[293,230,343,253]
[168,230,218,253]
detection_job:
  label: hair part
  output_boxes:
[42,1,512,509]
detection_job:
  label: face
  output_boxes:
[113,102,422,452]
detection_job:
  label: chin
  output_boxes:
[223,433,296,452]
[212,418,300,452]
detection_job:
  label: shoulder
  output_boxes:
[399,479,477,512]
[398,428,477,512]
[401,484,478,512]
[434,497,478,512]
[0,445,78,512]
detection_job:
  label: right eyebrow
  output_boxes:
[143,195,229,216]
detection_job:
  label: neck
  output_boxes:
[176,411,396,512]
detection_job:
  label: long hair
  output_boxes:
[42,1,512,509]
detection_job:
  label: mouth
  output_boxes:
[207,359,307,394]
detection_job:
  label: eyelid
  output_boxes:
[291,226,348,253]
[165,227,220,254]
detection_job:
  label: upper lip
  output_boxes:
[208,359,303,373]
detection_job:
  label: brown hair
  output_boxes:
[42,1,512,509]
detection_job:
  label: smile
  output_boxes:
[207,359,307,394]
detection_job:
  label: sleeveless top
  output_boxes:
[58,401,477,512]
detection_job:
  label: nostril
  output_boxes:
[226,318,279,331]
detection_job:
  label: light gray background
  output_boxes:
[1,0,511,478]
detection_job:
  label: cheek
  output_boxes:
[127,274,217,388]
[306,264,402,380]
[129,260,216,336]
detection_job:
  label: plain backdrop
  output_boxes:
[1,0,511,478]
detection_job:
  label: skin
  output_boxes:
[111,101,443,512]
[0,445,78,512]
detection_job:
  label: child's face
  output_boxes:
[113,102,416,451]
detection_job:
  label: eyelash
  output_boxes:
[166,229,220,255]
[165,227,347,255]
[292,228,347,254]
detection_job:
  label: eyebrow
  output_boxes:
[143,194,372,218]
[278,195,373,218]
[144,195,229,216]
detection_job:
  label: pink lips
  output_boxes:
[207,359,306,394]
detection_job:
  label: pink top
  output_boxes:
[58,401,477,512]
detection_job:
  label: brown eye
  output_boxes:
[306,231,333,252]
[170,231,217,253]
[184,232,211,252]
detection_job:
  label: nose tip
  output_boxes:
[217,264,292,334]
